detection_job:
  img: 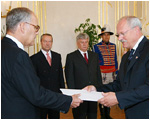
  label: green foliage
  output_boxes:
[75,18,101,51]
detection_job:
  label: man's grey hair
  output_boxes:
[76,33,89,41]
[119,16,142,30]
[6,7,33,33]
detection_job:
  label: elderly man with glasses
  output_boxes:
[1,7,83,119]
[84,16,149,119]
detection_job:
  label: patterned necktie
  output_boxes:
[84,53,88,64]
[128,49,135,60]
[46,53,51,66]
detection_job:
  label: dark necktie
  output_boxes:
[128,49,135,60]
[84,53,88,64]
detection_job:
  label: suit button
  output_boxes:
[124,82,126,84]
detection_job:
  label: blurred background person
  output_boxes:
[93,24,118,119]
[65,33,102,119]
[30,33,65,119]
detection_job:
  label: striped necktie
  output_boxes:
[128,49,135,60]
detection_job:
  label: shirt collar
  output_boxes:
[6,34,24,50]
[133,35,144,51]
[41,49,52,58]
[78,49,88,54]
[78,49,88,58]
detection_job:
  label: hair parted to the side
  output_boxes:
[6,7,33,33]
[76,33,89,41]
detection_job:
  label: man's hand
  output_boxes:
[82,85,96,92]
[98,92,119,107]
[71,94,83,108]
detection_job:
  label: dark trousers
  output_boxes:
[99,104,111,119]
[40,108,60,119]
[72,101,97,119]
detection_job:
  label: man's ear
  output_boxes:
[19,22,26,34]
[134,26,140,33]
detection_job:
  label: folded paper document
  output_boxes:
[60,88,103,102]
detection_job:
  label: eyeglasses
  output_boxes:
[25,22,40,32]
[115,27,134,38]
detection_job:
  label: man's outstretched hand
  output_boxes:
[71,94,83,108]
[98,92,119,107]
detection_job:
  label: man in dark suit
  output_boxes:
[30,33,65,119]
[65,33,102,119]
[1,7,83,119]
[84,16,149,119]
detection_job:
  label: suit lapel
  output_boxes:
[39,51,51,69]
[51,51,55,67]
[127,52,140,72]
[123,52,130,74]
[127,37,147,72]
[87,51,93,65]
[76,50,88,64]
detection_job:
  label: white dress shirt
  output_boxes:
[6,34,24,50]
[41,49,52,59]
[132,35,144,54]
[78,49,88,59]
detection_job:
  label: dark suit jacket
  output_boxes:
[1,37,72,119]
[30,50,65,93]
[97,36,149,119]
[65,50,102,89]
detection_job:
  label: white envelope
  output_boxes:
[60,88,103,102]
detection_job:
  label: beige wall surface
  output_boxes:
[46,1,99,65]
[1,1,149,66]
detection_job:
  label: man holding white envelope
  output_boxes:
[83,16,149,119]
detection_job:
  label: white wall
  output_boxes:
[46,1,99,66]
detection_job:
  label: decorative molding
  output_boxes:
[106,2,112,8]
[1,1,12,18]
[102,1,104,26]
[44,1,47,33]
[106,1,108,24]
